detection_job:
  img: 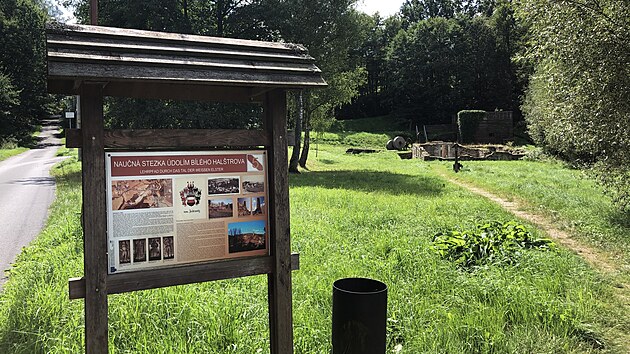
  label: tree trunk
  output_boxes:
[288,91,303,173]
[298,114,310,169]
[217,0,224,36]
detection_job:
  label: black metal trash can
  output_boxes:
[332,277,387,354]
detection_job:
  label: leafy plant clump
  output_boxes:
[432,221,555,268]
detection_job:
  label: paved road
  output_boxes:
[0,119,67,288]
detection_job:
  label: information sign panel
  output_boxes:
[106,150,269,274]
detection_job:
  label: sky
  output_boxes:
[48,0,77,23]
[355,0,406,18]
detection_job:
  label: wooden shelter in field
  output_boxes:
[46,23,326,354]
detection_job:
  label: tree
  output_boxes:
[0,71,22,142]
[288,91,303,173]
[336,14,398,119]
[519,0,630,211]
[0,0,50,143]
[298,67,365,168]
[384,14,518,125]
[340,1,526,128]
[260,0,365,170]
[400,0,461,23]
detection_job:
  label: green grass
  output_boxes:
[312,131,391,149]
[434,160,630,267]
[333,116,410,132]
[0,147,27,162]
[0,147,627,353]
[55,139,74,157]
[312,131,415,150]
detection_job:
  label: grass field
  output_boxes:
[332,116,410,133]
[434,160,630,267]
[0,145,628,353]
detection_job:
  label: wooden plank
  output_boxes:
[80,82,108,354]
[101,82,263,102]
[49,80,263,102]
[47,39,315,64]
[104,129,268,148]
[66,129,81,148]
[47,79,78,95]
[265,89,293,354]
[69,254,300,299]
[47,62,327,88]
[48,51,320,73]
[66,129,268,148]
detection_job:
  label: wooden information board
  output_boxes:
[46,23,326,354]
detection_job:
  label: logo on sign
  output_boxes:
[179,182,201,206]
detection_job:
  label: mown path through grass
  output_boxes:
[436,168,630,351]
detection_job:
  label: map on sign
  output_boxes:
[105,150,269,274]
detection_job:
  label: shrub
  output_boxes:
[457,110,486,143]
[431,221,555,268]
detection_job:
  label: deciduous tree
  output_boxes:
[519,0,630,211]
[0,0,50,142]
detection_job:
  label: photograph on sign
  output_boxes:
[106,151,269,274]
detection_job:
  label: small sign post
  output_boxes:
[65,111,75,129]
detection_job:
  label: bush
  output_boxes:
[431,221,555,268]
[457,110,486,143]
[0,137,18,150]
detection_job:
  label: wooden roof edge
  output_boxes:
[48,76,328,89]
[45,22,309,56]
[47,78,328,101]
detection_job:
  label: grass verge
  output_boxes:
[0,146,627,353]
[0,148,27,162]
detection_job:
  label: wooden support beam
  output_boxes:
[80,82,108,354]
[102,82,262,103]
[48,80,266,103]
[265,89,293,354]
[69,254,300,300]
[65,129,268,149]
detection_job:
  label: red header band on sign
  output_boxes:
[110,154,248,177]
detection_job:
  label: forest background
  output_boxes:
[0,0,628,211]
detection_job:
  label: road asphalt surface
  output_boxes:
[0,119,67,289]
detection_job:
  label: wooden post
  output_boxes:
[80,82,108,354]
[90,0,98,25]
[265,90,293,354]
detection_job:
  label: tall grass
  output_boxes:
[0,147,626,353]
